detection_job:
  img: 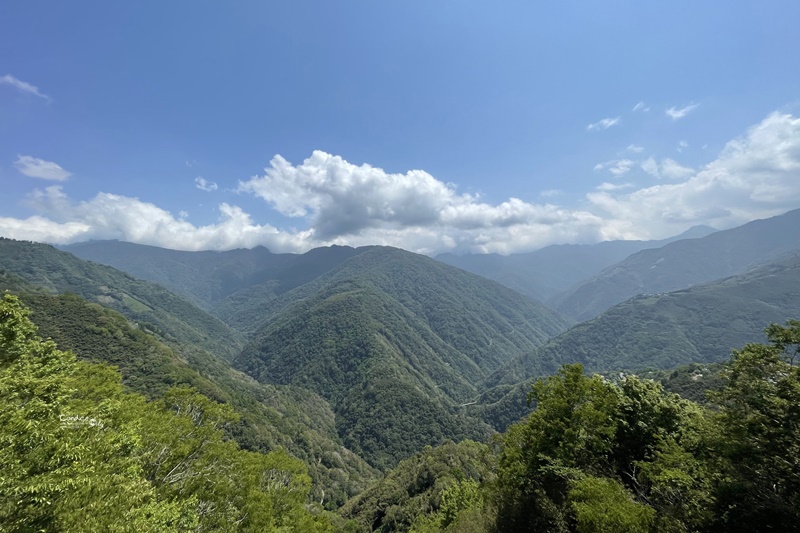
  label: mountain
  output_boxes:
[552,209,800,321]
[436,225,716,301]
[1,237,244,360]
[233,246,573,468]
[473,253,800,430]
[61,240,369,314]
[0,241,378,505]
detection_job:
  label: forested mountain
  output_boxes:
[0,241,377,506]
[1,238,244,361]
[493,253,800,386]
[552,208,800,321]
[2,238,572,473]
[436,225,715,301]
[234,247,572,468]
[0,293,340,531]
[62,240,370,313]
[4,228,800,531]
[472,254,800,431]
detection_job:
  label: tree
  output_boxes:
[0,293,188,531]
[709,320,800,531]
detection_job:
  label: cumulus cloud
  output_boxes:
[0,74,51,101]
[666,103,699,120]
[2,111,799,255]
[14,155,72,181]
[195,177,218,192]
[587,116,621,131]
[594,159,635,176]
[588,112,800,237]
[641,157,694,180]
[236,151,608,251]
[1,185,312,252]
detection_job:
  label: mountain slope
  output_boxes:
[234,246,573,468]
[498,253,800,384]
[61,240,368,313]
[552,209,800,321]
[436,225,716,301]
[1,237,244,360]
[0,241,378,505]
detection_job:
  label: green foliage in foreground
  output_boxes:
[340,440,495,533]
[3,282,377,508]
[0,294,333,532]
[352,320,800,533]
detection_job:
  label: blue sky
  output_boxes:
[2,1,800,254]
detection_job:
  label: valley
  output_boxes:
[2,208,800,531]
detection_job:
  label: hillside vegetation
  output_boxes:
[492,254,800,388]
[0,245,378,506]
[235,247,572,468]
[0,294,335,531]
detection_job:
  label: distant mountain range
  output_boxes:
[552,208,800,321]
[6,207,800,473]
[436,225,716,301]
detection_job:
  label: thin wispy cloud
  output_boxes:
[594,159,635,176]
[666,103,699,120]
[586,116,621,131]
[14,155,71,181]
[596,182,634,192]
[641,157,694,180]
[540,189,562,198]
[677,140,689,152]
[195,177,218,192]
[626,144,644,153]
[632,102,650,112]
[0,74,51,102]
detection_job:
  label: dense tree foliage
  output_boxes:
[365,320,800,533]
[0,266,378,507]
[0,293,333,531]
[340,441,494,533]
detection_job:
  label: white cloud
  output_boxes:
[588,112,800,237]
[641,157,660,178]
[14,155,72,181]
[632,102,650,112]
[665,103,699,120]
[195,177,218,192]
[677,140,689,152]
[2,111,799,254]
[660,158,694,180]
[0,74,51,101]
[596,182,634,192]
[3,185,312,252]
[235,151,607,250]
[626,144,645,153]
[641,157,694,180]
[587,116,621,131]
[594,159,635,176]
